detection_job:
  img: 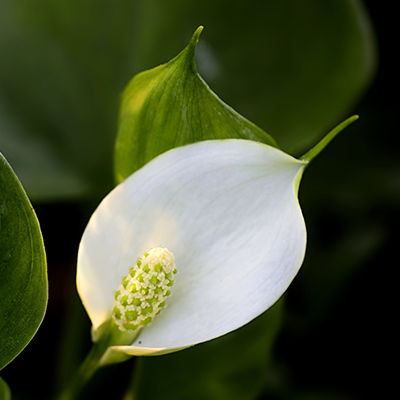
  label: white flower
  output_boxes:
[77,139,307,358]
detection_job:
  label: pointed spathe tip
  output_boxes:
[300,115,359,163]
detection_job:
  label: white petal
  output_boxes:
[77,139,307,355]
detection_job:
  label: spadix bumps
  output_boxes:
[112,247,177,333]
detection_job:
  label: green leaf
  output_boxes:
[0,152,48,370]
[130,0,376,156]
[0,96,90,201]
[132,300,283,400]
[0,377,11,400]
[114,26,277,183]
[0,0,139,201]
[0,0,375,200]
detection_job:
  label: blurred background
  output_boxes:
[0,0,396,399]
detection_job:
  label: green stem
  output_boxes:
[57,342,105,400]
[299,115,359,163]
[57,320,138,400]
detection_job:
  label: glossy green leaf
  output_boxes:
[0,377,11,400]
[132,300,283,400]
[115,27,277,183]
[0,152,48,370]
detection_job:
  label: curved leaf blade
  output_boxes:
[115,27,278,183]
[0,152,48,370]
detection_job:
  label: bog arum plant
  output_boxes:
[76,117,357,367]
[62,27,360,400]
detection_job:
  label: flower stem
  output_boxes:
[57,343,107,400]
[57,320,138,400]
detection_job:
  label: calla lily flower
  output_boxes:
[78,139,306,356]
[77,118,356,359]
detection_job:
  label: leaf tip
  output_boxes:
[184,26,204,67]
[192,26,204,44]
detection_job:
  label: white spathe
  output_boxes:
[77,139,307,356]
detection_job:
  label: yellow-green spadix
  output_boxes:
[112,246,177,333]
[77,139,307,356]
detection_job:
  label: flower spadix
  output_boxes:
[77,139,307,356]
[113,247,177,333]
